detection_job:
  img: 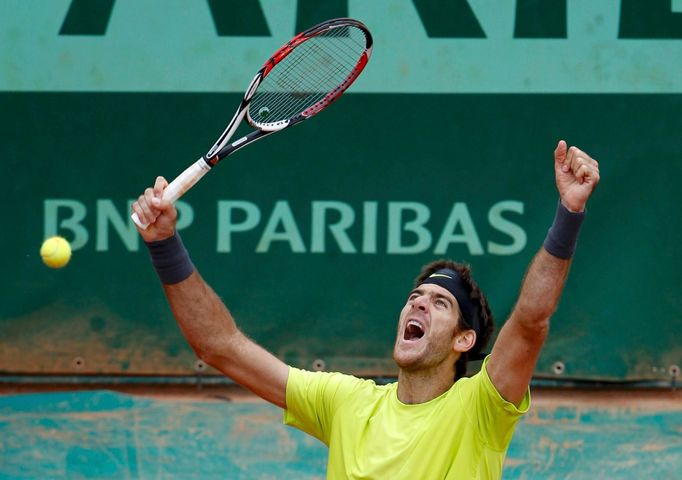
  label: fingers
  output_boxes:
[132,188,159,227]
[574,159,601,185]
[562,145,600,184]
[554,141,601,212]
[131,176,170,227]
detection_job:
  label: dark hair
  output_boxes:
[414,259,494,380]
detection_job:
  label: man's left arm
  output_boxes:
[487,140,600,406]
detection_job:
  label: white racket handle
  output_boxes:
[131,157,211,230]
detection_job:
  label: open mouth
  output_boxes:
[403,319,425,341]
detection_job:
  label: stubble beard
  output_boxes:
[393,338,449,373]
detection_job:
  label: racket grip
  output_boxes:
[131,157,212,230]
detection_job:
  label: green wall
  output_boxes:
[1,1,681,382]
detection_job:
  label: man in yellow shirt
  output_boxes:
[132,140,599,478]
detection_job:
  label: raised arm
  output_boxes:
[487,140,600,405]
[132,177,289,408]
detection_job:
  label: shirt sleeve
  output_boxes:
[283,367,365,445]
[458,356,531,451]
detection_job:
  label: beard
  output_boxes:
[392,334,456,373]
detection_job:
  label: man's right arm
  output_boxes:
[132,176,289,409]
[163,271,289,408]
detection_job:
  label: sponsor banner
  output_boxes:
[2,92,681,380]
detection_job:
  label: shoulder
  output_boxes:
[455,357,531,415]
[287,367,385,406]
[451,357,531,451]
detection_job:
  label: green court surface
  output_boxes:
[0,388,680,479]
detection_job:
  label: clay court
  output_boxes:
[1,383,680,478]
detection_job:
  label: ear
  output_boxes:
[453,329,477,353]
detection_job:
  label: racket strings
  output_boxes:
[258,44,355,112]
[258,50,349,116]
[250,25,367,125]
[258,47,359,117]
[280,42,348,87]
[272,27,363,89]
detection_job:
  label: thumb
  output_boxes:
[554,140,567,168]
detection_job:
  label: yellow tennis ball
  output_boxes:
[40,236,72,269]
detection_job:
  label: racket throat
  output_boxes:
[211,129,274,163]
[205,136,247,165]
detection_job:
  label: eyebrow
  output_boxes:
[408,288,454,308]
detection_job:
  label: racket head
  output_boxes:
[246,18,373,131]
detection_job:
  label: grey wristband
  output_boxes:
[145,232,195,284]
[543,201,586,259]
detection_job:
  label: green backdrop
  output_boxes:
[1,1,681,382]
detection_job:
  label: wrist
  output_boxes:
[145,232,195,284]
[560,198,585,214]
[543,201,585,259]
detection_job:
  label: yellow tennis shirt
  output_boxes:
[284,357,530,479]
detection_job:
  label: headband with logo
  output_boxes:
[419,268,486,360]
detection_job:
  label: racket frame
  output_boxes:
[132,18,372,229]
[206,17,372,165]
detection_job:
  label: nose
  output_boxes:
[411,295,428,311]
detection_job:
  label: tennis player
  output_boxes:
[132,139,599,479]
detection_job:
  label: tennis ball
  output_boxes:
[40,236,72,269]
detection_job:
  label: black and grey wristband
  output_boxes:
[145,232,195,285]
[543,201,586,260]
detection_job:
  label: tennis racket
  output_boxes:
[132,17,373,229]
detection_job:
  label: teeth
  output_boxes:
[408,320,423,329]
[403,319,425,341]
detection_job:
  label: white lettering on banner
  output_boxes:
[231,200,527,255]
[44,199,89,250]
[362,202,379,254]
[44,199,527,256]
[387,202,432,254]
[96,200,139,252]
[255,201,306,253]
[311,201,357,254]
[487,201,527,255]
[434,203,484,256]
[217,201,261,252]
[43,199,194,252]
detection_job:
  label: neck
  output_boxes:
[396,362,457,404]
